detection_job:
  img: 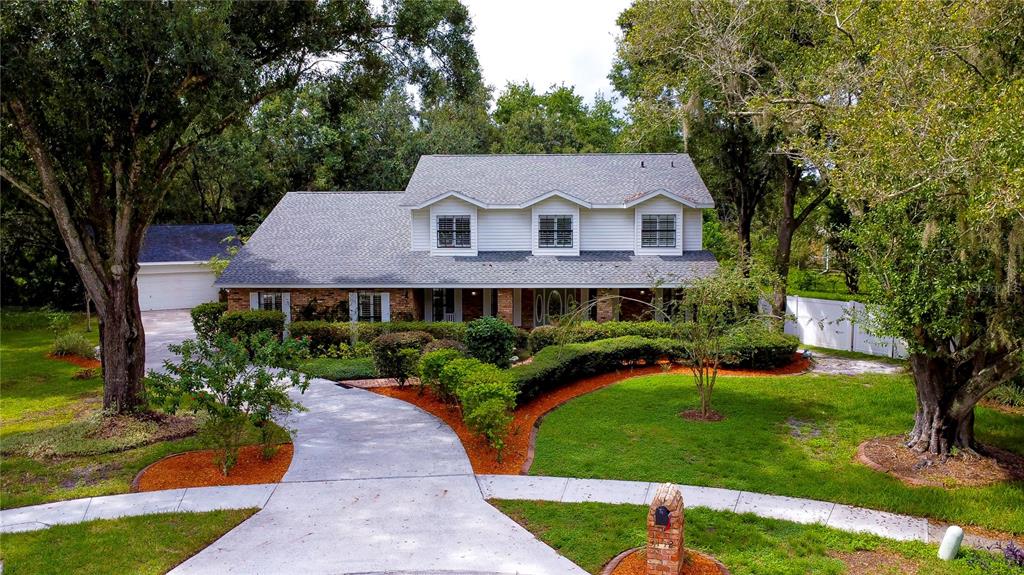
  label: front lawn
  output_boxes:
[531,373,1024,534]
[0,312,277,509]
[493,500,1019,575]
[0,509,255,575]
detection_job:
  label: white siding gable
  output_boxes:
[429,197,478,256]
[531,196,581,256]
[410,208,429,250]
[683,208,703,250]
[580,208,633,251]
[633,196,684,256]
[478,209,531,251]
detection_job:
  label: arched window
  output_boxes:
[535,293,545,326]
[547,290,563,320]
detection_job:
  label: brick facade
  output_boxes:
[596,288,617,322]
[647,483,686,575]
[226,287,420,321]
[497,289,514,324]
[462,289,484,321]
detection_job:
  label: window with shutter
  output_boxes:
[641,214,676,247]
[258,292,283,311]
[436,215,471,248]
[358,293,382,322]
[538,215,573,247]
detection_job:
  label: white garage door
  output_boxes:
[137,263,220,311]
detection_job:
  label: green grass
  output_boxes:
[492,500,1021,575]
[0,311,278,509]
[531,373,1024,534]
[0,509,255,575]
[298,356,377,381]
[803,344,908,366]
[787,268,873,303]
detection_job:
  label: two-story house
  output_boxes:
[216,154,718,328]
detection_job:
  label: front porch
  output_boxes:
[226,287,675,328]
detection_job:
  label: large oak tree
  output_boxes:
[1,0,480,413]
[817,0,1023,454]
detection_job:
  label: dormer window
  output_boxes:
[437,215,471,248]
[538,215,573,248]
[641,214,676,248]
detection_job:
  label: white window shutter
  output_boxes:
[380,292,391,322]
[348,292,358,321]
[424,288,433,322]
[249,291,259,310]
[282,292,291,324]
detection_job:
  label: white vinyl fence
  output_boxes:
[781,295,908,359]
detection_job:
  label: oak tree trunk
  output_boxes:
[907,353,977,454]
[99,274,147,412]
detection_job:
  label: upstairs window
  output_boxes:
[358,292,382,322]
[641,214,676,248]
[437,215,471,248]
[259,292,283,312]
[538,215,573,248]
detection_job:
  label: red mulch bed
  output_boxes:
[48,353,101,369]
[607,549,729,575]
[373,354,810,475]
[135,443,293,492]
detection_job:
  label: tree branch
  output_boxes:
[0,166,49,209]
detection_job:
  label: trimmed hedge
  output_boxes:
[370,331,433,386]
[423,338,467,354]
[218,310,285,339]
[190,302,228,341]
[290,320,465,353]
[419,348,465,399]
[299,357,377,381]
[719,323,799,369]
[511,336,682,402]
[528,321,682,352]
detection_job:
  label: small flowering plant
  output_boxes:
[147,331,310,475]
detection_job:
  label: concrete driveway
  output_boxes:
[142,309,195,372]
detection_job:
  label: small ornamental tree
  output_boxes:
[148,331,310,475]
[672,266,765,419]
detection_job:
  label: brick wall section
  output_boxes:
[462,289,483,321]
[646,483,685,575]
[225,288,420,321]
[520,288,535,329]
[596,288,616,322]
[620,288,655,321]
[497,289,514,324]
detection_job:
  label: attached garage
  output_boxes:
[138,224,238,311]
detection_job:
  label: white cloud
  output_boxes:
[463,0,632,104]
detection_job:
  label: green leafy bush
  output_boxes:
[371,331,433,386]
[298,357,377,381]
[418,349,465,398]
[46,308,72,335]
[423,338,467,354]
[456,363,517,458]
[465,316,517,368]
[989,376,1024,408]
[511,336,684,402]
[190,302,228,341]
[218,310,285,339]
[529,321,682,352]
[527,325,560,352]
[438,357,484,404]
[147,331,309,475]
[290,320,466,351]
[51,332,96,359]
[720,322,799,368]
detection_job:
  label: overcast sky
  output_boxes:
[462,0,633,104]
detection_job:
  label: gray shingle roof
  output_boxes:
[140,224,239,263]
[400,154,714,208]
[216,192,718,288]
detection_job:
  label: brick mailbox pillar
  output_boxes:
[647,483,685,575]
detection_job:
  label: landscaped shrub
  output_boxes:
[51,331,96,359]
[289,320,466,351]
[511,336,684,402]
[438,357,484,404]
[465,316,517,368]
[218,310,285,339]
[528,321,683,352]
[455,363,517,458]
[719,322,799,368]
[419,349,465,398]
[371,331,433,386]
[298,357,377,381]
[423,338,467,354]
[190,302,228,341]
[527,325,560,353]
